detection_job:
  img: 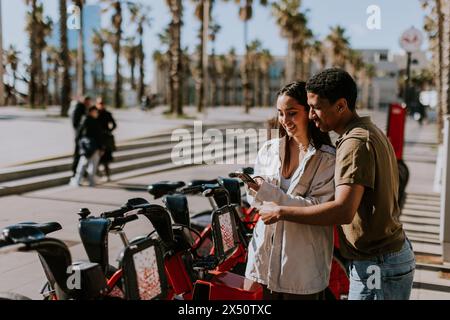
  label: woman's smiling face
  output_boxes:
[277,94,309,138]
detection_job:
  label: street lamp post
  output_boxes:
[404,52,412,107]
[441,116,450,263]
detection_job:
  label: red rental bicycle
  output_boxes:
[80,196,261,300]
[138,196,263,300]
[0,221,168,300]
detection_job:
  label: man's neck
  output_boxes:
[334,112,359,136]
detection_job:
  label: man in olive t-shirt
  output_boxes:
[257,68,415,300]
[335,116,405,260]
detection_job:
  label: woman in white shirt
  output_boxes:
[245,81,336,299]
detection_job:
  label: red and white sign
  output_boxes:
[399,26,423,52]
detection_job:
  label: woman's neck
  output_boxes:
[292,134,310,152]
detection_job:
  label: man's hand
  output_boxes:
[259,202,282,225]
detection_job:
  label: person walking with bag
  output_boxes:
[70,96,91,176]
[96,97,117,181]
[70,106,104,187]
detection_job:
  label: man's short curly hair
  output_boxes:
[306,68,358,111]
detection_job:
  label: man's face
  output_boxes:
[307,92,340,132]
[84,99,91,107]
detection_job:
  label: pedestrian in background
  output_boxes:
[69,96,91,176]
[70,106,104,187]
[96,97,117,181]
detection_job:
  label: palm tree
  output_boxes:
[209,47,237,106]
[361,64,376,109]
[102,0,124,109]
[207,18,221,107]
[231,0,269,113]
[272,0,312,82]
[26,3,52,107]
[259,49,273,107]
[293,23,313,80]
[154,27,171,107]
[24,0,38,107]
[59,0,71,116]
[347,49,365,109]
[166,0,184,115]
[215,54,228,106]
[44,46,60,105]
[181,47,192,106]
[311,40,327,71]
[224,48,237,106]
[245,39,261,106]
[326,25,350,68]
[422,0,445,141]
[123,38,138,91]
[50,48,61,106]
[91,28,107,97]
[153,49,170,106]
[72,0,85,98]
[129,3,151,104]
[5,45,21,105]
[192,0,206,111]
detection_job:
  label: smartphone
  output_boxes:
[230,171,257,184]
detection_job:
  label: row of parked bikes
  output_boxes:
[0,168,350,300]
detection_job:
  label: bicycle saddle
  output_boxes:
[147,181,186,199]
[17,222,62,235]
[2,223,60,244]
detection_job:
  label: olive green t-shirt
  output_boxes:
[335,116,405,260]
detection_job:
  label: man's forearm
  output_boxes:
[280,201,352,226]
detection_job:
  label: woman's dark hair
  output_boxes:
[273,81,333,150]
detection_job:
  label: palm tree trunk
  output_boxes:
[60,0,71,117]
[168,0,183,115]
[442,0,450,118]
[29,0,38,108]
[286,37,295,83]
[114,2,123,109]
[53,60,60,105]
[263,72,270,107]
[45,66,51,105]
[243,21,252,113]
[195,1,204,112]
[101,59,105,97]
[436,0,444,142]
[37,50,45,107]
[12,72,17,105]
[138,32,145,102]
[130,59,136,90]
[76,1,85,97]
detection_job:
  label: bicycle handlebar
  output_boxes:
[101,207,128,219]
[110,214,139,229]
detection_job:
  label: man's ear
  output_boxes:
[336,98,348,113]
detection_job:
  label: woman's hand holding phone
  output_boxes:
[246,176,265,192]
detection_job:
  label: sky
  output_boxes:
[1,0,430,86]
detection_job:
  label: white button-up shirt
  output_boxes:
[245,136,336,295]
